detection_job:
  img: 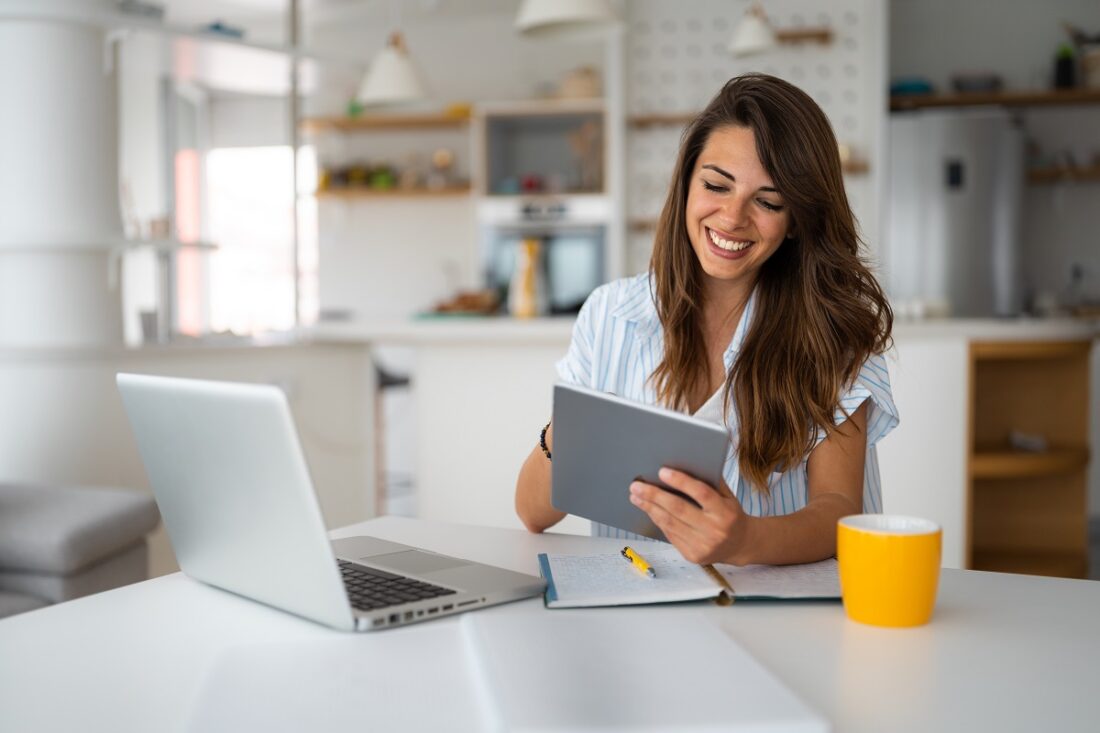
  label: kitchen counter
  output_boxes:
[0,331,345,362]
[308,316,577,345]
[306,315,1100,347]
[893,317,1099,341]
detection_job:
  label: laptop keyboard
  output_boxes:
[338,559,457,612]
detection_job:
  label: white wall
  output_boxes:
[890,0,1100,91]
[316,196,478,319]
[209,95,290,149]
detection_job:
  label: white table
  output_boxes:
[1,516,1098,732]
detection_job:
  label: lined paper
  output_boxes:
[540,545,721,607]
[716,558,841,600]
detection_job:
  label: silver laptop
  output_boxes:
[117,373,545,632]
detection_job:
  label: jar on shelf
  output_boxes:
[507,238,547,319]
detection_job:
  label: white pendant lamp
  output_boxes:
[729,3,834,58]
[515,0,618,39]
[728,4,778,57]
[358,31,427,107]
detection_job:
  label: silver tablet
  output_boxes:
[551,383,731,541]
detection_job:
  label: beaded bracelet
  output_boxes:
[539,421,552,461]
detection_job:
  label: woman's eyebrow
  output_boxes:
[701,163,734,181]
[701,164,779,194]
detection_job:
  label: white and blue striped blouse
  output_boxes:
[555,273,899,539]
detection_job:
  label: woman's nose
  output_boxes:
[720,194,753,228]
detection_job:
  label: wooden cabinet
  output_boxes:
[968,340,1092,577]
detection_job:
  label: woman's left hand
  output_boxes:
[629,467,751,565]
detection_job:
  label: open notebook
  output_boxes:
[538,543,840,608]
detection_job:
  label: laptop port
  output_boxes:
[442,604,454,611]
[416,610,424,617]
[457,600,477,608]
[427,607,438,614]
[389,613,400,624]
[403,611,414,621]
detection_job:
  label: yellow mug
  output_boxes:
[837,515,942,628]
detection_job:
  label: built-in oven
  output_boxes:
[479,196,608,315]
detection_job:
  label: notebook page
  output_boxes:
[540,544,721,607]
[716,558,841,600]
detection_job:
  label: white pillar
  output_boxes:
[0,0,123,348]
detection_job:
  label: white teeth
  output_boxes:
[708,228,752,252]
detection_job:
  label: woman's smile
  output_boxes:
[705,226,755,258]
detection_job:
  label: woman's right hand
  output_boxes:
[629,467,752,565]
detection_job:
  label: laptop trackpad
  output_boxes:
[365,550,470,575]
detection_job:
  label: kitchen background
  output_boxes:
[0,0,1098,607]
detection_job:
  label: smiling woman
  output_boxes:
[515,73,899,568]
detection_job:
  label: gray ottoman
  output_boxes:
[0,483,160,617]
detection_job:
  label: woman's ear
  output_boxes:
[784,218,797,240]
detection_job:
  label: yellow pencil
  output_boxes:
[621,546,656,578]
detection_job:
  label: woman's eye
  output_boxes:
[758,199,783,212]
[702,180,727,193]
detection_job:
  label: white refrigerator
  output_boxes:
[884,108,1024,317]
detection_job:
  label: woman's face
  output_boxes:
[684,125,792,297]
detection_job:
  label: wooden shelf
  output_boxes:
[971,549,1087,579]
[1027,164,1100,184]
[970,447,1089,480]
[479,98,605,117]
[115,239,218,253]
[314,185,471,199]
[890,88,1100,111]
[971,340,1091,361]
[483,189,605,198]
[628,112,697,128]
[301,112,471,133]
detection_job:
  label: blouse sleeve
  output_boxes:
[554,283,609,388]
[816,353,900,449]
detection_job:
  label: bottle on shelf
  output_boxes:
[508,238,547,319]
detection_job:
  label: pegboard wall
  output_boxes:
[622,0,887,274]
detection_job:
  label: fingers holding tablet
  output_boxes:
[631,470,750,566]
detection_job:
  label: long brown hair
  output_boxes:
[649,73,892,493]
